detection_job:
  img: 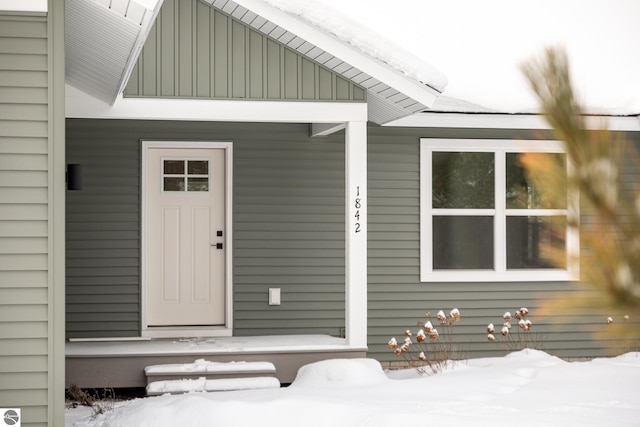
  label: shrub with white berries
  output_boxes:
[486,306,540,351]
[388,337,397,349]
[389,308,463,375]
[606,314,631,325]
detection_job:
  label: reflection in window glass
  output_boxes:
[506,216,566,269]
[506,153,566,209]
[433,216,494,269]
[163,177,185,192]
[432,152,494,209]
[164,160,184,175]
[188,161,208,175]
[187,178,209,192]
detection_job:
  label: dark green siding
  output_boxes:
[124,0,366,103]
[65,119,346,338]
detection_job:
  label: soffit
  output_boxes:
[65,0,160,105]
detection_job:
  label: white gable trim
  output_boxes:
[65,84,368,123]
[228,0,440,109]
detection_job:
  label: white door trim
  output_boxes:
[141,140,233,338]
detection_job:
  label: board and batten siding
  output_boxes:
[0,6,65,427]
[124,0,366,103]
[366,125,635,362]
[66,119,346,338]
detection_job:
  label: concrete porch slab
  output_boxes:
[66,335,367,388]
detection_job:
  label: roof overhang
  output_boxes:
[64,0,443,124]
[384,111,640,131]
[219,0,442,124]
[65,0,162,105]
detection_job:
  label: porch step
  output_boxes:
[144,359,279,395]
[146,376,281,395]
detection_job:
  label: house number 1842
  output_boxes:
[354,186,362,233]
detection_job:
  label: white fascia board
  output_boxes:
[66,84,368,123]
[385,112,640,131]
[0,0,46,12]
[231,0,440,108]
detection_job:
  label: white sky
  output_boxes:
[317,0,640,114]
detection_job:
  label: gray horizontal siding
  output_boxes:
[124,0,366,102]
[233,135,345,336]
[0,12,50,426]
[66,119,637,361]
[66,131,141,338]
[66,119,346,338]
[366,125,635,362]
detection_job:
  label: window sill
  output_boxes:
[420,269,578,283]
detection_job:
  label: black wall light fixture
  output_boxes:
[67,164,83,191]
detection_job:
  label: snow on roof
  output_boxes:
[316,0,640,116]
[262,0,448,93]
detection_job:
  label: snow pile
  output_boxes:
[262,0,448,92]
[66,350,640,427]
[289,358,389,388]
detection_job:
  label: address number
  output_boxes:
[354,186,362,233]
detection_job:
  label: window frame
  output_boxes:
[420,138,580,282]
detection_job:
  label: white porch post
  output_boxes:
[345,121,367,349]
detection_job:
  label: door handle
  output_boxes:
[211,243,223,249]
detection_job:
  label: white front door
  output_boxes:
[144,147,226,326]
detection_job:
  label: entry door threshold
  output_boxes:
[143,326,233,339]
[69,337,152,342]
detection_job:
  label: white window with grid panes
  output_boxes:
[420,138,579,282]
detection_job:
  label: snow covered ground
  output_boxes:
[66,349,640,427]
